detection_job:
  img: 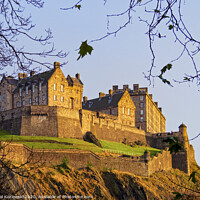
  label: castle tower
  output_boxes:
[179,123,189,150]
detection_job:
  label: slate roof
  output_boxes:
[82,92,124,111]
[14,69,55,92]
[67,75,83,86]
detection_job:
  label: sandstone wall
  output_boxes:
[1,142,172,177]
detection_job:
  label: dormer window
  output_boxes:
[88,101,93,108]
[19,88,22,96]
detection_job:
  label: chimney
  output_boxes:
[99,92,105,98]
[109,89,113,96]
[75,73,80,79]
[133,84,139,91]
[23,73,27,78]
[18,73,24,80]
[113,85,118,92]
[30,71,34,77]
[149,94,153,99]
[123,84,129,90]
[155,102,158,106]
[54,61,60,69]
[159,107,162,112]
[83,96,88,103]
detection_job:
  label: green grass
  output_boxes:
[0,129,160,156]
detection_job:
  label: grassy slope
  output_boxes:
[0,129,160,156]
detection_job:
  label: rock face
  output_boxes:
[1,163,199,199]
[83,132,102,148]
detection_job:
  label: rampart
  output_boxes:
[0,142,172,177]
[0,106,146,144]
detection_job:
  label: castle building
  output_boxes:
[82,90,136,127]
[112,84,166,133]
[0,62,83,111]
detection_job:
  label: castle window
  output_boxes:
[54,84,57,91]
[42,95,45,101]
[61,96,64,102]
[140,96,144,101]
[35,97,38,103]
[32,85,35,93]
[19,88,22,96]
[128,108,130,115]
[123,107,125,114]
[16,101,20,107]
[54,95,57,101]
[26,86,28,95]
[61,85,64,92]
[22,100,25,106]
[140,102,143,108]
[70,98,74,109]
[141,110,144,115]
[141,117,144,122]
[76,90,78,94]
[29,98,32,104]
[39,82,42,91]
[111,109,115,115]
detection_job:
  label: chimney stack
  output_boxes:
[99,92,105,98]
[113,85,118,92]
[133,84,139,91]
[75,73,80,79]
[83,96,88,103]
[155,102,158,106]
[123,84,129,90]
[159,107,162,112]
[18,73,24,80]
[109,89,113,96]
[149,94,153,99]
[54,61,60,69]
[30,71,34,77]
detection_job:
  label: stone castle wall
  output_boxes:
[0,106,146,143]
[0,142,172,177]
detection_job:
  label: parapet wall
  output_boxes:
[0,142,172,177]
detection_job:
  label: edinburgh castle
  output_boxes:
[0,62,197,177]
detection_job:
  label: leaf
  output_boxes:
[184,77,190,81]
[77,40,94,60]
[75,4,81,10]
[189,172,197,183]
[161,64,172,75]
[169,25,174,30]
[154,9,160,13]
[173,192,185,200]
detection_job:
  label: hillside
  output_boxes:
[1,160,199,199]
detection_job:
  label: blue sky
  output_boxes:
[10,1,200,164]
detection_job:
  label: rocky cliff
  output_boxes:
[0,161,199,200]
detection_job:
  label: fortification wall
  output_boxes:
[1,142,172,177]
[148,149,172,175]
[146,132,185,149]
[81,109,146,143]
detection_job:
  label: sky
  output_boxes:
[8,1,200,164]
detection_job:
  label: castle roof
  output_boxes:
[67,75,83,86]
[82,92,124,111]
[179,123,187,128]
[13,69,55,92]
